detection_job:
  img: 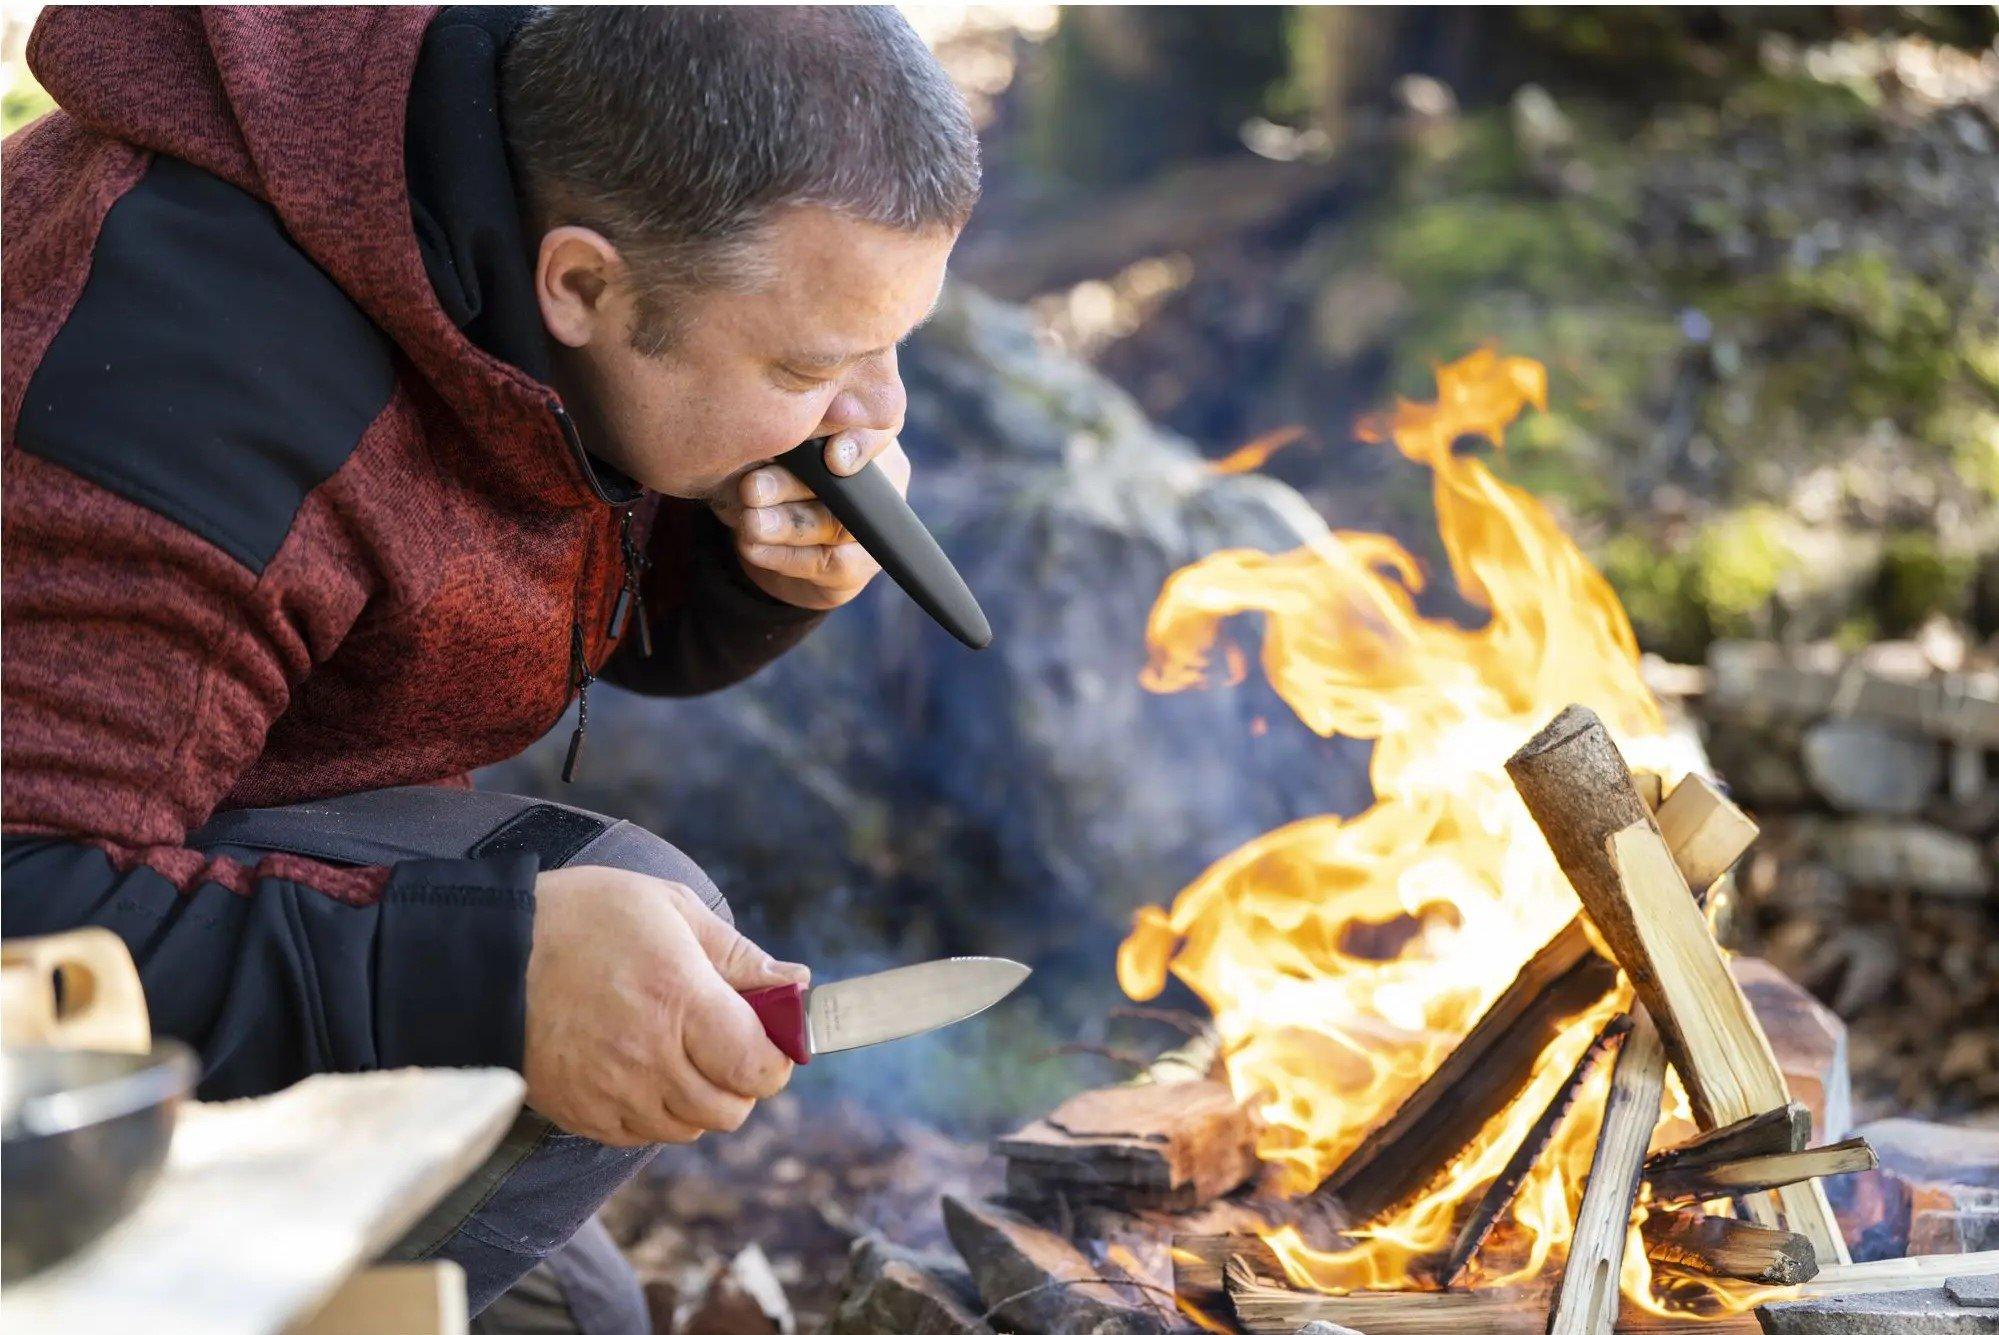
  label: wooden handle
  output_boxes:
[1,927,152,1053]
[739,982,811,1065]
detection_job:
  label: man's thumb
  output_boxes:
[686,904,810,991]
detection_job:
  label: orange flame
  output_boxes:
[1120,349,1743,1311]
[1209,425,1309,475]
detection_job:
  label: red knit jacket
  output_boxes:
[1,7,822,1094]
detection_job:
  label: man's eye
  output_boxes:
[776,367,834,393]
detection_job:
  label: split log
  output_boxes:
[1652,775,1758,893]
[1795,1250,1999,1298]
[998,1080,1256,1211]
[1644,1105,1811,1176]
[1432,1017,1627,1286]
[1171,1234,1283,1326]
[1222,1268,1762,1333]
[1319,924,1615,1221]
[1646,1138,1877,1203]
[1601,822,1850,1265]
[1504,706,1846,1266]
[1548,1009,1668,1335]
[831,1235,990,1335]
[941,1196,1168,1334]
[1320,772,1752,1223]
[1639,1210,1817,1285]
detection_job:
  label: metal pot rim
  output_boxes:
[2,1040,200,1142]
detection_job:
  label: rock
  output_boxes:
[1296,1322,1365,1335]
[483,281,1374,1088]
[941,1195,1167,1334]
[1801,718,1944,814]
[680,1245,793,1335]
[830,1234,991,1335]
[1948,1275,1999,1308]
[1757,1286,1999,1333]
[1826,1119,1999,1261]
[1816,819,1988,897]
[1732,955,1853,1141]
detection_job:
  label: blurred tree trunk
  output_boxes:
[1022,6,1291,186]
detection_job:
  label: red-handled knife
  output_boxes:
[740,956,1030,1064]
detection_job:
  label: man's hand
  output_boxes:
[711,428,911,610]
[523,866,808,1147]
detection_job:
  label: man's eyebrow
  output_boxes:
[783,287,947,370]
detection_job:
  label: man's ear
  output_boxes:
[534,225,627,348]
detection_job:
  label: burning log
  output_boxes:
[1320,781,1753,1223]
[1599,821,1850,1264]
[1431,1016,1628,1287]
[1170,1234,1284,1326]
[997,1080,1256,1212]
[1548,1009,1668,1335]
[1645,1138,1878,1204]
[1643,1104,1811,1176]
[1505,705,1848,1266]
[1639,1210,1817,1286]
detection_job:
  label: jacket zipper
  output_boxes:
[547,401,653,783]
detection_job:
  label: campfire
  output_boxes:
[826,350,1999,1335]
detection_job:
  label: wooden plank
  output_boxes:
[0,1068,524,1335]
[1431,1017,1625,1286]
[1173,1234,1283,1324]
[1640,1211,1816,1285]
[1644,1104,1810,1175]
[1320,774,1746,1222]
[1549,1010,1668,1335]
[1795,1250,1999,1298]
[1652,775,1757,893]
[1223,1269,1762,1334]
[288,1263,466,1335]
[1604,824,1849,1266]
[1647,1138,1877,1202]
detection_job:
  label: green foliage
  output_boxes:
[1597,506,1799,659]
[3,76,54,138]
[1872,531,1973,636]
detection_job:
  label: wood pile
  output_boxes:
[1686,639,1999,1121]
[815,702,1999,1333]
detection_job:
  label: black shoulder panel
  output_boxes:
[15,157,397,573]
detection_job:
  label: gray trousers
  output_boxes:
[191,787,725,1334]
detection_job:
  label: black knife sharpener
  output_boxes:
[776,438,992,650]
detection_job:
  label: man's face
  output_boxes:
[543,207,957,502]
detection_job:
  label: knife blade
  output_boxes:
[739,956,1029,1064]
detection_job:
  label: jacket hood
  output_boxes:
[26,5,623,507]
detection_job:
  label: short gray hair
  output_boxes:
[501,7,981,352]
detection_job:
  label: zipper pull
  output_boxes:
[608,505,654,657]
[562,620,592,783]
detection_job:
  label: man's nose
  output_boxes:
[821,351,907,439]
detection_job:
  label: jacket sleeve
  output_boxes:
[599,501,827,698]
[0,450,537,1101]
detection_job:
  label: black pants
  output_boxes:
[191,787,721,1333]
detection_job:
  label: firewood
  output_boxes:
[1640,1209,1817,1285]
[1646,1138,1877,1203]
[1504,706,1845,1265]
[1321,779,1748,1223]
[1601,823,1850,1265]
[1171,1234,1284,1325]
[1793,1250,1999,1298]
[1643,1104,1811,1176]
[997,1080,1255,1212]
[1431,1017,1628,1287]
[1548,1009,1668,1335]
[1222,1267,1762,1333]
[1652,774,1758,893]
[941,1195,1168,1334]
[1321,924,1616,1221]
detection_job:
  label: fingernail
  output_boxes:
[749,472,774,505]
[748,510,773,538]
[835,436,862,471]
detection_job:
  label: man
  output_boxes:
[2,7,978,1330]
